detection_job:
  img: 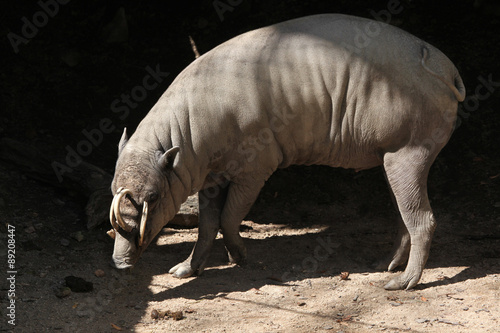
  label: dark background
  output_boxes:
[0,1,499,331]
[0,0,499,222]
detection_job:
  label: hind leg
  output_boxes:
[375,171,411,271]
[382,147,438,290]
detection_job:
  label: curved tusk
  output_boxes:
[109,187,122,231]
[138,201,148,247]
[114,188,134,232]
[110,187,134,233]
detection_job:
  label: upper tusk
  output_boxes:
[109,187,121,231]
[110,187,134,233]
[138,201,148,247]
[114,188,134,232]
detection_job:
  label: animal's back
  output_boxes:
[148,14,462,177]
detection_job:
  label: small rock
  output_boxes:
[65,276,93,292]
[25,226,36,234]
[389,302,402,307]
[170,311,183,321]
[55,287,72,298]
[416,318,429,323]
[463,307,469,311]
[70,231,84,242]
[60,238,70,247]
[40,271,48,278]
[298,302,306,306]
[52,198,66,206]
[323,325,334,330]
[151,309,160,320]
[353,295,359,302]
[94,269,106,277]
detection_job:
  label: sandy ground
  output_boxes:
[1,163,499,333]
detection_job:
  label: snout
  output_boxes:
[110,256,135,269]
[111,228,140,269]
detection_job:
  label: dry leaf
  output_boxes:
[336,315,353,323]
[340,272,350,280]
[110,323,123,331]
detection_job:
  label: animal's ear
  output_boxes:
[118,128,128,155]
[158,146,180,169]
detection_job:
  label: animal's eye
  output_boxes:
[148,193,159,203]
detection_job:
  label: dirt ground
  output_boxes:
[1,1,500,332]
[1,160,499,332]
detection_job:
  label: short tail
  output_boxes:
[421,46,466,102]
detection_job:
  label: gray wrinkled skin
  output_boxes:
[110,14,465,290]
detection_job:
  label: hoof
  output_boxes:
[383,278,404,290]
[384,274,420,290]
[169,262,195,278]
[227,249,247,265]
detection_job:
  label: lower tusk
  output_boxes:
[107,229,116,239]
[139,201,148,247]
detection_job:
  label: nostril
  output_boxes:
[111,257,133,270]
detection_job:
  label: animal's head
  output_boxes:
[108,128,180,269]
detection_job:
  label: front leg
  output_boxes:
[169,184,228,278]
[220,181,265,265]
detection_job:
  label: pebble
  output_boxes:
[53,198,66,206]
[55,287,72,298]
[65,276,93,292]
[389,302,402,307]
[70,231,84,242]
[60,238,70,247]
[416,318,429,323]
[94,269,106,277]
[25,226,36,234]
